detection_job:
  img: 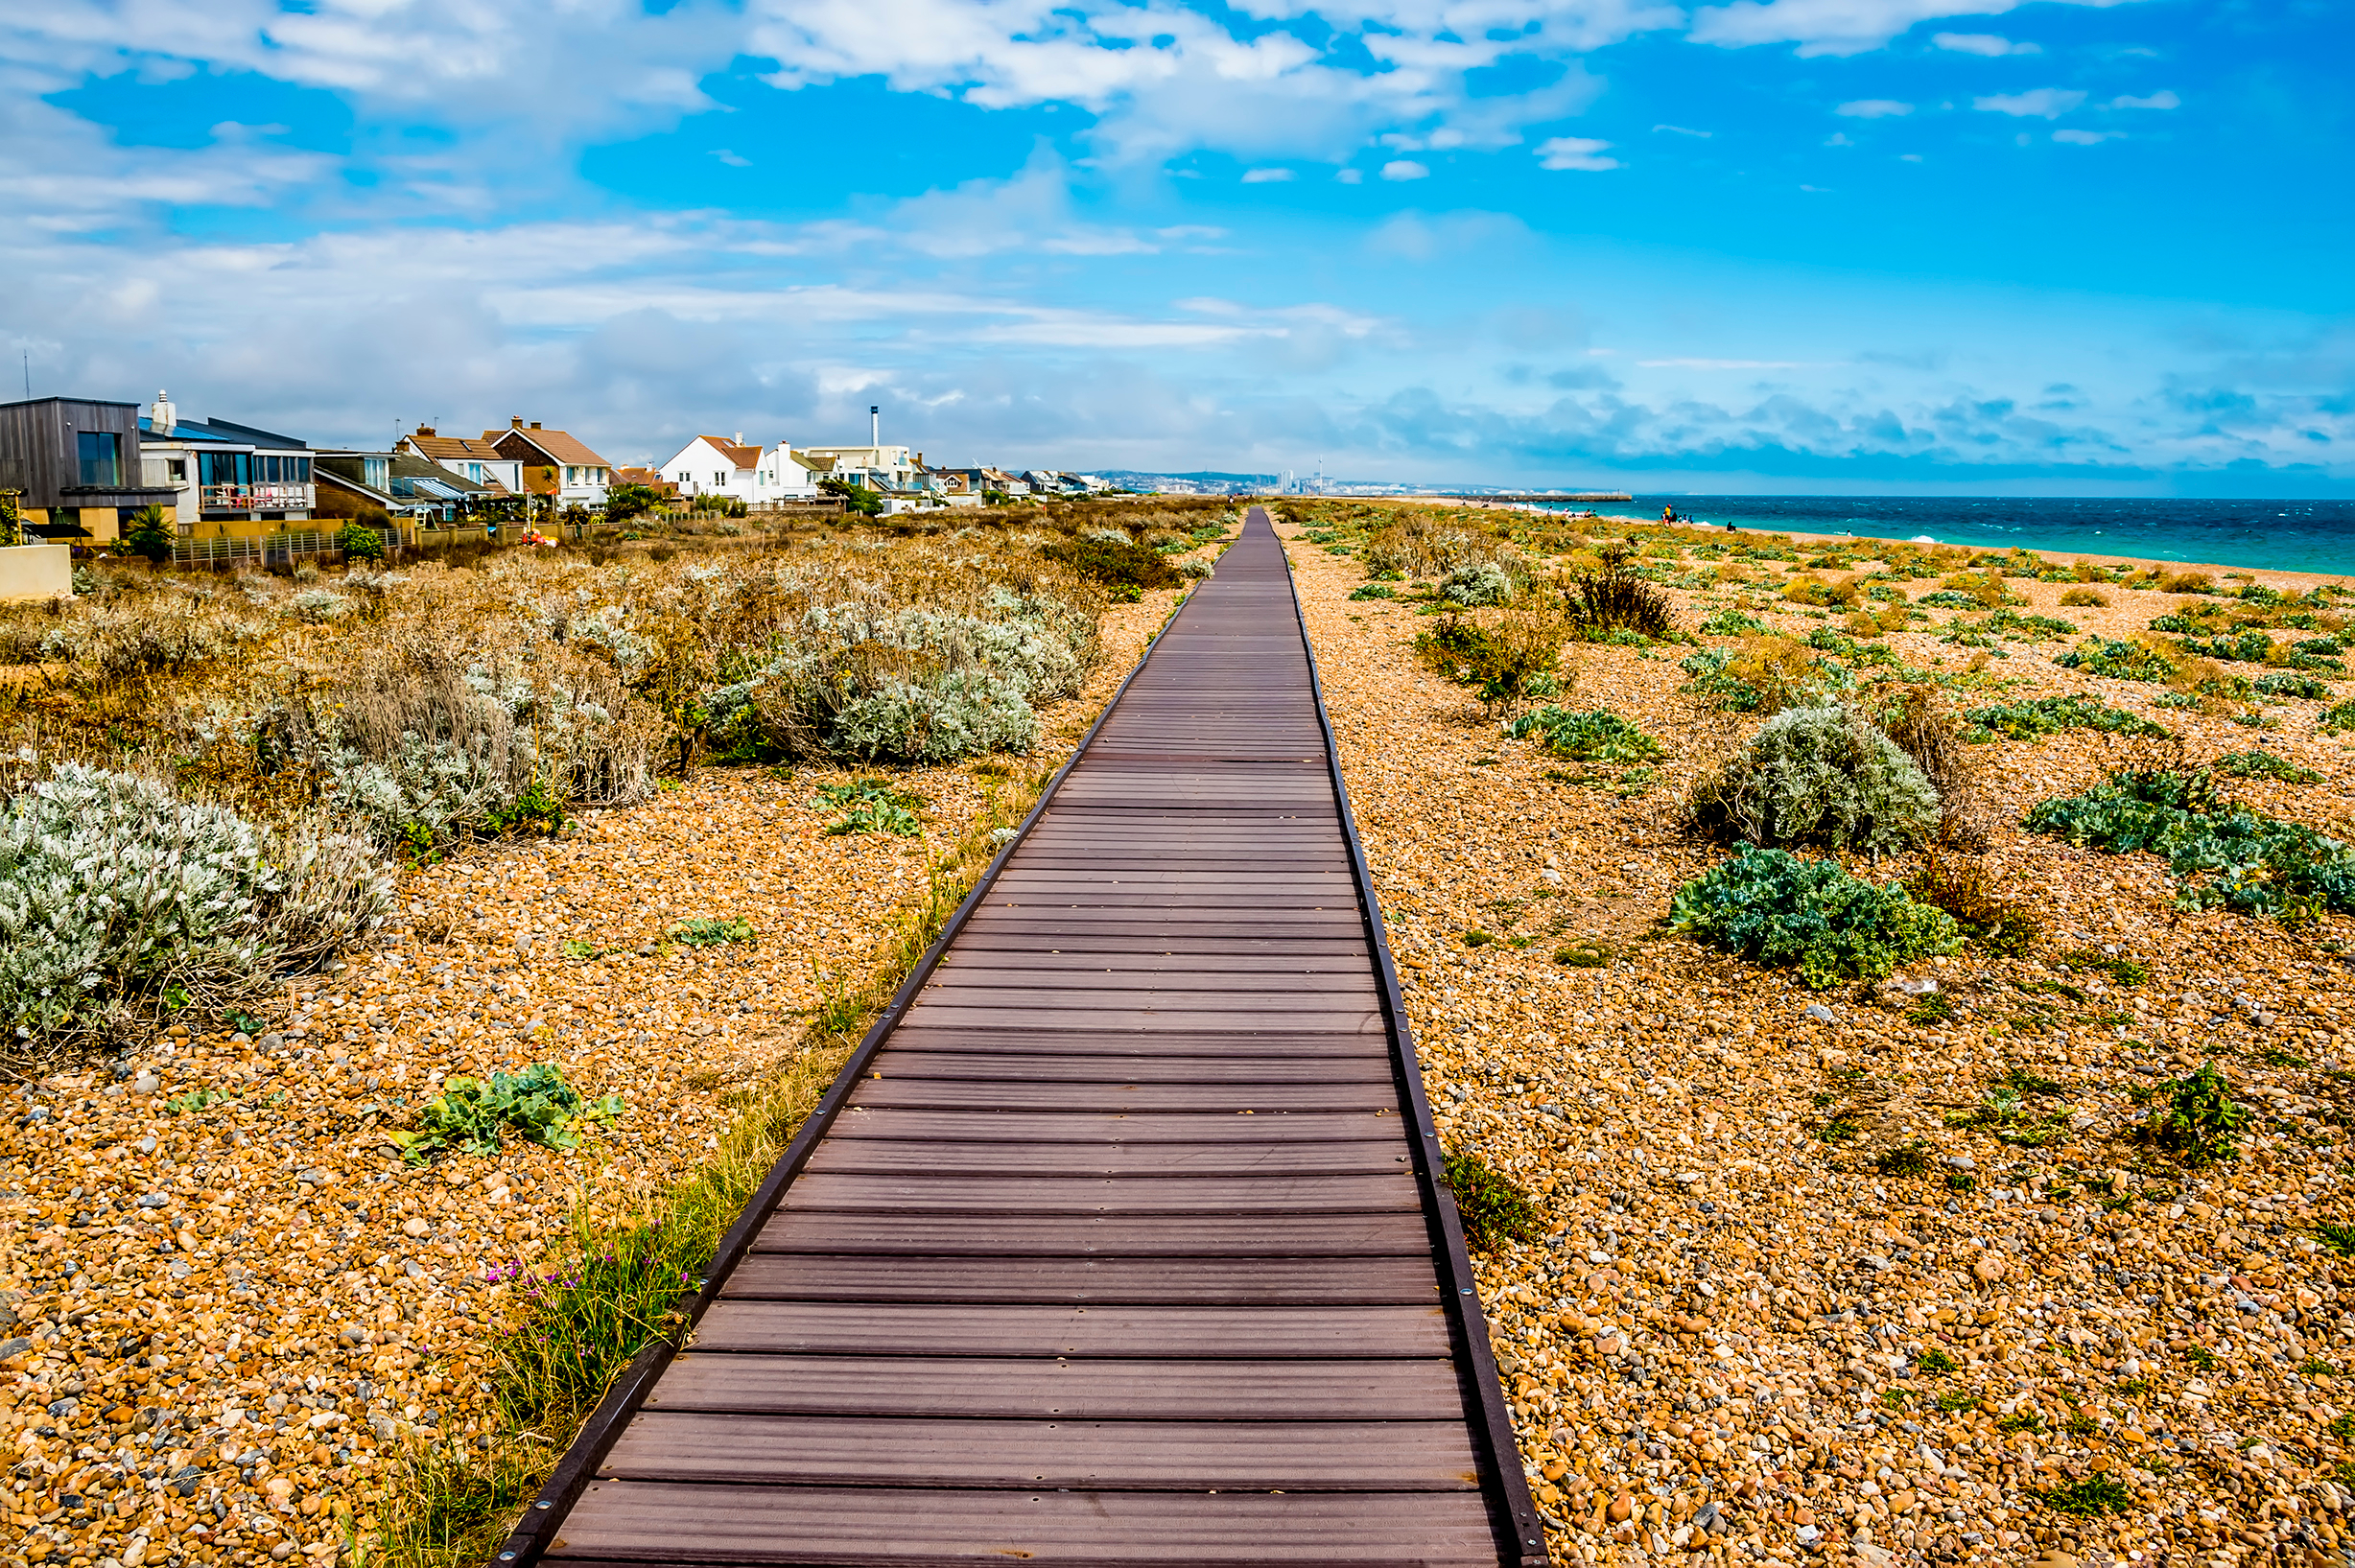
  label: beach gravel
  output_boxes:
[0,587,1181,1568]
[1285,513,2355,1567]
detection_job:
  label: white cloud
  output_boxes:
[1653,124,1712,136]
[1637,358,1831,368]
[712,150,752,167]
[1689,0,2144,59]
[1835,99,1912,117]
[1241,167,1297,181]
[1931,32,2039,54]
[1336,168,1365,183]
[1974,87,2087,118]
[2108,89,2180,109]
[1825,131,1853,145]
[1534,136,1619,170]
[1380,158,1430,180]
[2053,128,2121,144]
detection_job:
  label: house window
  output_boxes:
[77,432,121,487]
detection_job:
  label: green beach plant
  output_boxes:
[1669,846,1964,989]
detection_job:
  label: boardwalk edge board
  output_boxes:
[485,580,1188,1568]
[490,508,1552,1568]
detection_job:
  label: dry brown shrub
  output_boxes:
[1874,687,1990,851]
[1782,573,1862,608]
[1937,571,2011,608]
[2158,571,2216,594]
[1904,850,2041,953]
[2059,587,2108,607]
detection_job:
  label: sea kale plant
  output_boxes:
[0,762,391,1049]
[2026,764,2355,924]
[1670,846,1964,989]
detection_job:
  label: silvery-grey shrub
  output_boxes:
[1440,561,1513,607]
[1689,704,1941,855]
[0,764,391,1046]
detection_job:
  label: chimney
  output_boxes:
[530,421,542,430]
[511,416,524,428]
[150,389,176,433]
[416,424,436,437]
[870,404,880,448]
[734,432,743,446]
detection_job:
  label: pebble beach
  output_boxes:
[1284,512,2355,1567]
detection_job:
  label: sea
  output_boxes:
[1530,497,2355,578]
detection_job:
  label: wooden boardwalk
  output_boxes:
[497,508,1547,1567]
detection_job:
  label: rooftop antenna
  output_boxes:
[20,351,28,401]
[871,405,881,448]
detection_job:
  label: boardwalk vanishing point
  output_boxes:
[493,508,1549,1566]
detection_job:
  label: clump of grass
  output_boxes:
[1903,852,2042,954]
[2144,1061,2249,1166]
[1348,583,1397,600]
[373,1443,544,1568]
[1686,704,1941,855]
[2025,763,2355,924]
[1934,1389,1980,1412]
[1782,574,1862,609]
[2317,1223,2355,1259]
[1443,1150,1543,1251]
[1679,635,1849,713]
[2059,587,2108,607]
[2038,1475,2133,1516]
[1042,533,1180,597]
[1964,693,2172,742]
[2059,947,2148,985]
[1669,846,1963,990]
[1563,561,1677,640]
[1872,1140,1931,1177]
[1874,687,1987,848]
[1554,942,1610,968]
[1414,611,1566,715]
[1915,1348,1959,1374]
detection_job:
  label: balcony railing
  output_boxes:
[200,484,316,512]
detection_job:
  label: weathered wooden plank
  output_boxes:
[804,1138,1408,1176]
[688,1301,1450,1357]
[548,1482,1505,1564]
[599,1413,1479,1490]
[777,1171,1423,1214]
[725,1253,1442,1301]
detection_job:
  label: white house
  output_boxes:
[658,434,821,504]
[798,442,919,494]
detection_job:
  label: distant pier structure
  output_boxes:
[1445,491,1634,503]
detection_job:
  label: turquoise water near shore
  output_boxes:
[1541,497,2355,577]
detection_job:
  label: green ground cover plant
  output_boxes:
[1699,609,1770,636]
[1963,693,2171,741]
[1668,846,1964,989]
[2213,749,2320,783]
[2144,1062,2249,1166]
[1443,1149,1543,1252]
[1041,533,1179,597]
[1501,707,1663,764]
[388,1063,626,1164]
[2254,671,2332,699]
[2025,764,2355,923]
[2055,638,2179,682]
[812,777,928,835]
[2323,700,2355,733]
[668,916,755,947]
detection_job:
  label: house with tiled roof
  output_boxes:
[657,433,820,505]
[482,417,614,508]
[396,427,521,494]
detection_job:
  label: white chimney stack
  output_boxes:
[870,404,880,448]
[151,389,176,433]
[734,432,743,446]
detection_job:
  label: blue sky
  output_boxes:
[3,0,2347,491]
